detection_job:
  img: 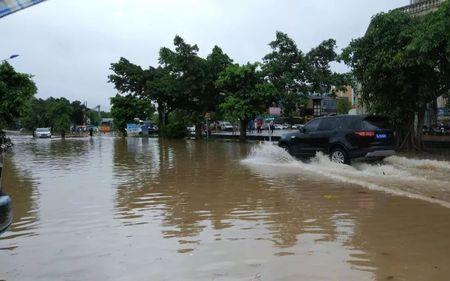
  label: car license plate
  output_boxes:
[376,134,387,139]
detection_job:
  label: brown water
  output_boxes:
[1,136,450,281]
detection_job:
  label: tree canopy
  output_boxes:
[262,31,350,117]
[342,2,450,150]
[0,62,36,130]
[108,33,352,140]
[110,94,154,135]
[217,63,278,140]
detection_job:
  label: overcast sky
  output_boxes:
[1,0,409,110]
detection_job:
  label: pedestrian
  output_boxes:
[269,120,275,134]
[89,127,94,137]
[247,119,254,134]
[256,119,263,133]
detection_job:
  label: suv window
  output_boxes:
[317,118,336,131]
[305,119,321,132]
[339,117,363,130]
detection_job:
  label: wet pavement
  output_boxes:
[1,136,450,280]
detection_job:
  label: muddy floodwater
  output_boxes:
[1,136,450,281]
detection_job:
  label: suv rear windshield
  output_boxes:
[362,117,392,130]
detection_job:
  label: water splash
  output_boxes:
[242,142,450,208]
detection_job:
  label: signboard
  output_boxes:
[268,107,281,116]
[0,0,47,18]
[126,123,142,135]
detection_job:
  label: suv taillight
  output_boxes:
[355,131,375,137]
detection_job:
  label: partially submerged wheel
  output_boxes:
[330,147,350,165]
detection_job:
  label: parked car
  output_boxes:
[218,121,233,131]
[187,126,195,133]
[34,128,52,138]
[274,124,284,130]
[291,124,304,130]
[281,123,290,129]
[278,115,396,164]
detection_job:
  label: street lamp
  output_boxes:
[1,54,19,62]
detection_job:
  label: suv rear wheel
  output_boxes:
[330,147,350,165]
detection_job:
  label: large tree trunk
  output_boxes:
[415,108,426,151]
[398,114,416,151]
[195,122,202,139]
[157,105,164,127]
[239,119,248,142]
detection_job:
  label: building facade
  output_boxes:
[398,0,445,16]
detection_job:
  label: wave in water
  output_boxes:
[241,142,450,208]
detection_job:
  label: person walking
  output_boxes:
[269,120,275,135]
[256,119,263,134]
[247,119,254,134]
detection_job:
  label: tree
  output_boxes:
[159,36,208,138]
[108,58,178,128]
[0,62,36,130]
[217,63,278,141]
[110,94,154,135]
[262,31,308,117]
[48,98,72,136]
[336,98,352,115]
[342,4,450,150]
[21,98,49,130]
[205,46,233,112]
[408,1,450,144]
[306,39,351,94]
[262,32,350,117]
[70,100,87,125]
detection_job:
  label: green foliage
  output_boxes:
[108,33,352,140]
[262,31,351,117]
[48,98,73,133]
[109,36,233,137]
[70,101,87,125]
[217,63,278,140]
[342,3,450,149]
[336,98,352,115]
[21,97,107,132]
[0,62,37,130]
[159,110,189,139]
[110,94,154,135]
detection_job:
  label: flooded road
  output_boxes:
[1,136,450,280]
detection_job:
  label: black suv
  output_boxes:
[278,115,396,164]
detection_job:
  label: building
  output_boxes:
[306,94,337,117]
[398,0,444,16]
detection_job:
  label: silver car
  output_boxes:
[35,128,52,138]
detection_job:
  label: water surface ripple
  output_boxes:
[1,136,450,281]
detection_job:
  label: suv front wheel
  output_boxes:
[330,147,350,165]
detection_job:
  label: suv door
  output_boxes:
[291,119,321,156]
[308,117,337,154]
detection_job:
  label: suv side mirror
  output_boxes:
[299,127,306,133]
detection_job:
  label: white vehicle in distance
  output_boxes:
[274,124,284,130]
[291,124,304,130]
[218,121,234,131]
[187,126,196,133]
[34,128,52,138]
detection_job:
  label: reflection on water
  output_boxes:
[1,136,450,280]
[1,157,39,243]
